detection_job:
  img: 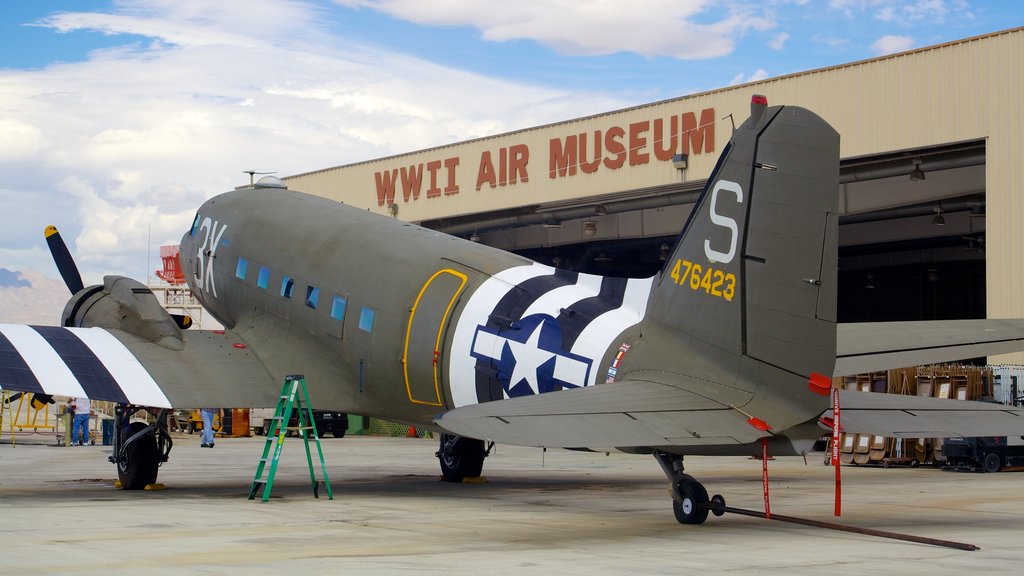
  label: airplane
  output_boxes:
[4,95,1024,525]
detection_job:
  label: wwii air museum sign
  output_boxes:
[284,104,718,223]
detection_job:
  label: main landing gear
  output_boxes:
[110,404,173,490]
[654,450,725,525]
[436,433,489,482]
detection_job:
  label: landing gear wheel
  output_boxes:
[983,452,1002,473]
[672,476,710,525]
[437,433,485,482]
[117,421,159,490]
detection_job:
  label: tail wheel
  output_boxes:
[672,477,710,525]
[437,434,485,482]
[117,421,159,490]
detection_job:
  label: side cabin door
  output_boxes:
[403,263,469,407]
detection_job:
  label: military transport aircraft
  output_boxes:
[4,96,1024,524]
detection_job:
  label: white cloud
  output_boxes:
[768,32,790,50]
[333,0,776,59]
[2,0,625,283]
[830,0,970,25]
[871,34,915,54]
[728,68,770,86]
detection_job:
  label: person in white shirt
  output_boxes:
[71,397,91,446]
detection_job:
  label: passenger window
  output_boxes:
[305,286,320,309]
[330,295,347,321]
[235,257,248,280]
[281,275,294,299]
[359,306,375,332]
[257,266,270,289]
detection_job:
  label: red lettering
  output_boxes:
[510,144,529,184]
[400,164,423,202]
[498,147,508,186]
[549,135,578,179]
[682,108,715,155]
[476,151,496,190]
[426,160,442,198]
[443,157,459,195]
[374,169,398,206]
[629,121,650,166]
[653,116,678,161]
[603,126,626,169]
[579,131,602,174]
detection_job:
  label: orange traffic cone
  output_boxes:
[407,426,418,438]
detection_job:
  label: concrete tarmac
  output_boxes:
[1,432,1022,575]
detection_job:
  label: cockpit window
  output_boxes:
[235,257,248,280]
[190,213,201,236]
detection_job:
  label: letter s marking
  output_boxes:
[704,180,743,264]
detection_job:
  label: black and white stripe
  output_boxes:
[0,324,171,408]
[450,263,652,407]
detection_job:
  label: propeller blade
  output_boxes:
[44,225,85,294]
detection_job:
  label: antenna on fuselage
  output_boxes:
[243,170,276,188]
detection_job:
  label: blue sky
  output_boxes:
[0,0,1021,287]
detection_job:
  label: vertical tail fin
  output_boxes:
[647,97,839,378]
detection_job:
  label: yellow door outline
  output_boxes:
[403,268,468,406]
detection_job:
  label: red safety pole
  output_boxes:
[761,436,771,519]
[832,387,842,517]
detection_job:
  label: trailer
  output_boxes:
[942,435,1024,472]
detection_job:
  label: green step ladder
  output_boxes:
[248,375,333,502]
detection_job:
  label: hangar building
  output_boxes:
[283,27,1023,361]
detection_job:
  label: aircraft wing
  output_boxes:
[835,319,1024,376]
[0,324,279,409]
[825,389,1024,437]
[434,380,765,448]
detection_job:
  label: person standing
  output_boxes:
[71,396,91,446]
[200,408,219,448]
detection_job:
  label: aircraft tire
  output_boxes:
[672,477,709,525]
[117,421,159,490]
[983,452,1002,473]
[438,434,485,482]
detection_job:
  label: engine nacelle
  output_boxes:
[61,275,184,351]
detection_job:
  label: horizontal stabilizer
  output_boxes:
[824,389,1024,437]
[835,319,1024,376]
[435,380,765,448]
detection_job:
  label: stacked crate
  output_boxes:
[835,365,994,466]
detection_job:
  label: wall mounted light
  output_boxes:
[932,204,945,226]
[910,158,925,181]
[672,153,689,170]
[582,220,598,237]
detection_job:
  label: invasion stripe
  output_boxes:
[555,276,629,350]
[33,326,130,404]
[0,324,87,398]
[571,277,653,386]
[71,328,170,408]
[0,330,45,394]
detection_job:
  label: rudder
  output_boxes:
[647,96,839,379]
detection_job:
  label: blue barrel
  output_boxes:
[101,418,114,445]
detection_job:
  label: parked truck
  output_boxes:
[250,408,348,438]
